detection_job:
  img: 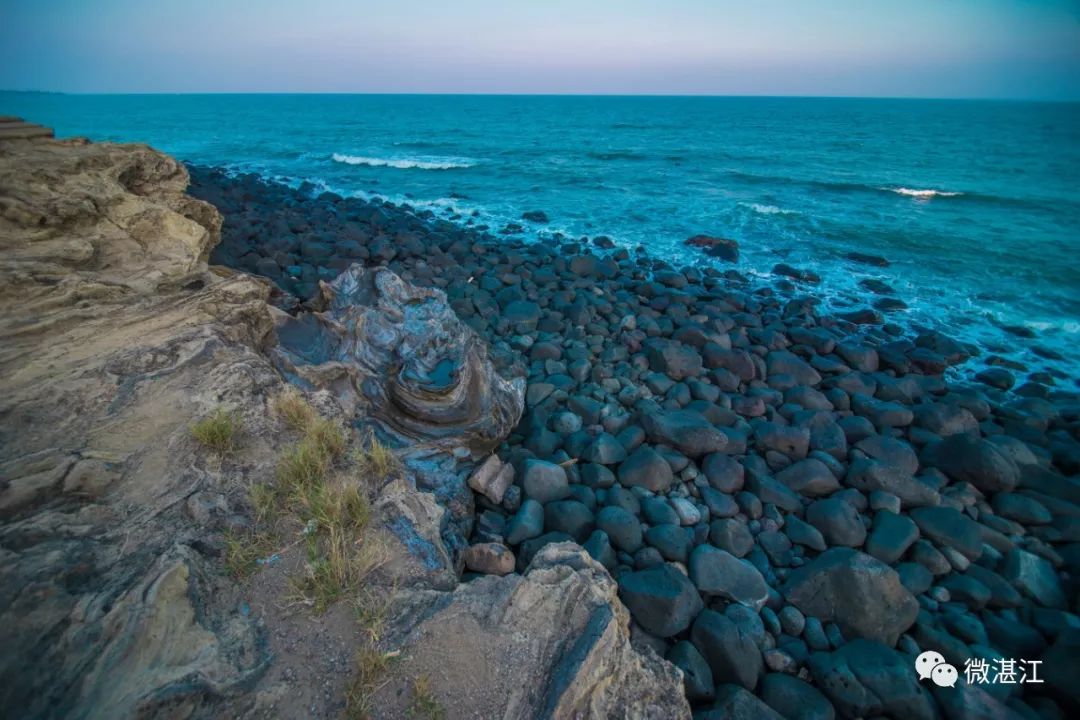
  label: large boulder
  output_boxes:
[921,434,1020,494]
[373,544,691,718]
[688,545,770,611]
[618,445,675,493]
[641,409,728,457]
[618,563,704,638]
[781,548,918,645]
[809,640,934,720]
[690,610,764,691]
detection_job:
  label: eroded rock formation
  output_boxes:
[0,138,280,717]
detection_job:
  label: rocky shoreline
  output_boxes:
[188,165,1080,718]
[1,134,1077,719]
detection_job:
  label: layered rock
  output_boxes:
[0,138,278,717]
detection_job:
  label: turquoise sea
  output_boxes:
[4,93,1079,376]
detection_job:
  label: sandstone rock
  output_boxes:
[467,454,514,504]
[376,544,690,718]
[463,542,516,575]
[0,139,275,717]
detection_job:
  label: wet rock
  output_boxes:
[506,499,545,544]
[710,518,755,557]
[685,234,739,262]
[866,511,919,564]
[781,548,918,645]
[806,497,867,547]
[544,500,595,542]
[776,458,841,497]
[1002,548,1066,608]
[909,506,984,561]
[596,505,644,553]
[668,641,715,703]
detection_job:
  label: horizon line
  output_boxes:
[2,89,1079,103]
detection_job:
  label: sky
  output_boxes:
[2,0,1079,99]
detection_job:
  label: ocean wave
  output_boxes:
[745,203,797,215]
[888,187,963,198]
[331,153,474,170]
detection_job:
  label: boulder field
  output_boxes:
[188,163,1080,719]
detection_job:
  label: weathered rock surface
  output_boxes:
[0,138,276,717]
[373,544,690,719]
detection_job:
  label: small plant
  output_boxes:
[191,407,240,454]
[223,529,277,578]
[274,388,316,431]
[354,430,402,482]
[345,645,398,720]
[408,675,446,720]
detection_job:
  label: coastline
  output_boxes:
[187,164,1080,714]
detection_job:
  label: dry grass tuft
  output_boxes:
[354,430,402,482]
[345,645,399,720]
[223,529,277,578]
[408,675,446,720]
[191,407,240,454]
[273,387,316,431]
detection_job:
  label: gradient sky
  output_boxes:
[2,0,1079,98]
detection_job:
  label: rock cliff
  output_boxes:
[0,137,688,719]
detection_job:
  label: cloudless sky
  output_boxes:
[2,0,1079,99]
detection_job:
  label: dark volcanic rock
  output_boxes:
[618,563,704,638]
[781,548,918,645]
[921,434,1020,494]
[809,640,934,720]
[641,409,728,457]
[689,545,770,611]
[691,610,764,691]
[685,234,739,262]
[760,673,836,720]
[618,445,675,493]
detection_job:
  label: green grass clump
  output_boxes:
[191,407,240,454]
[274,388,316,431]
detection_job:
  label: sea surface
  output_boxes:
[4,93,1079,376]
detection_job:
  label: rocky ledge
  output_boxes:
[0,138,686,719]
[186,165,1080,719]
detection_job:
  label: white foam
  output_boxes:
[331,153,474,170]
[746,203,797,215]
[889,187,962,198]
